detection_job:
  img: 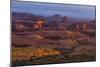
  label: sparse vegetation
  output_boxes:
[12,12,96,66]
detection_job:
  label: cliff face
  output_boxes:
[12,12,95,32]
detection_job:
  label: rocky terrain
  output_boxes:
[12,30,96,66]
[11,12,96,66]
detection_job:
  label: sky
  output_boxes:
[11,1,96,20]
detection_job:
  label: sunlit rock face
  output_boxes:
[33,20,45,29]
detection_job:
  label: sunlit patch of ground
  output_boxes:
[12,45,95,66]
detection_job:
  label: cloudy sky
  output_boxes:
[11,1,95,20]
